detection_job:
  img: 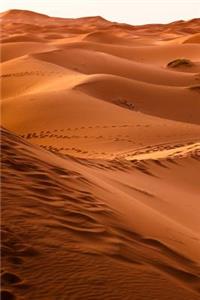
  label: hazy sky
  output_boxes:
[1,0,200,25]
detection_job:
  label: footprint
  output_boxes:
[1,290,16,300]
[9,256,24,265]
[17,246,39,257]
[1,272,21,285]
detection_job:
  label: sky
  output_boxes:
[0,0,200,25]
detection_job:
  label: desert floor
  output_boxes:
[1,10,200,300]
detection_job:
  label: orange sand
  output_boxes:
[1,10,200,300]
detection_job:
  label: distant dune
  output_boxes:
[1,9,200,300]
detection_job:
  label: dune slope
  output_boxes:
[2,127,200,300]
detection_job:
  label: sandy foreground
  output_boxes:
[1,9,200,300]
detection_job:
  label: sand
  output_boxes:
[1,9,200,300]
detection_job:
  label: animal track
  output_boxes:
[1,70,65,78]
[19,126,154,157]
[20,123,152,139]
[116,140,199,160]
[39,145,115,157]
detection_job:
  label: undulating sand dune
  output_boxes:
[1,9,200,300]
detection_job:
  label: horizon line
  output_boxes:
[1,8,199,27]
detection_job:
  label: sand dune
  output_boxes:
[2,127,200,299]
[183,33,200,44]
[162,33,200,45]
[32,48,198,86]
[83,30,137,45]
[1,34,45,43]
[74,74,200,123]
[1,9,200,300]
[58,41,200,66]
[1,56,81,98]
[0,42,55,62]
